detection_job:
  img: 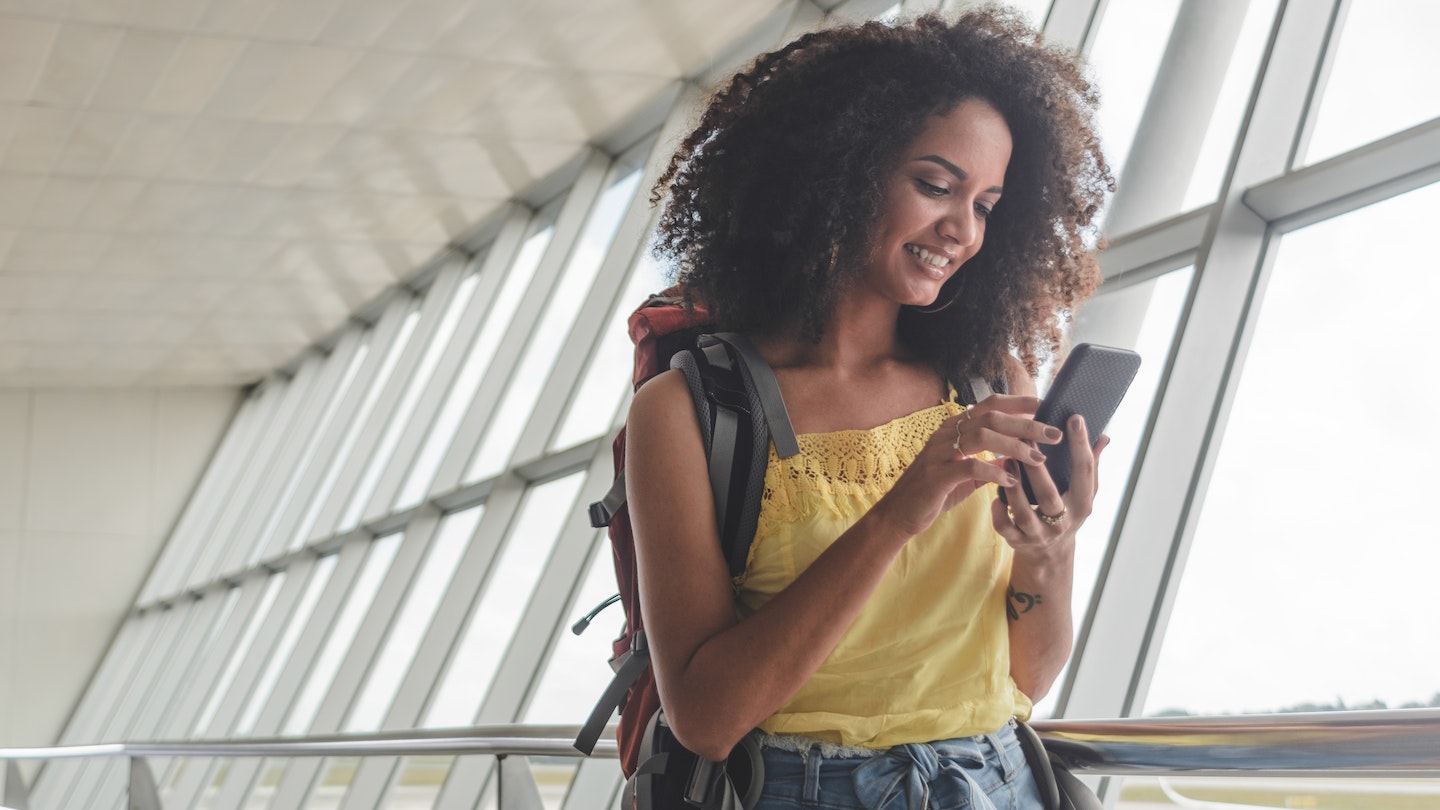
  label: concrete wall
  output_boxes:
[0,387,238,748]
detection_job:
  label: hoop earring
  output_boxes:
[912,276,964,314]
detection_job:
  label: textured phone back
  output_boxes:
[1032,344,1141,496]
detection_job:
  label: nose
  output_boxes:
[936,205,980,248]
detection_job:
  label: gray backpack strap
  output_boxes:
[706,333,799,459]
[968,375,994,405]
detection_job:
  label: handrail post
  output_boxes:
[497,753,545,810]
[4,760,31,810]
[128,757,162,810]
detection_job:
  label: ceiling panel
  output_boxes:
[0,0,795,386]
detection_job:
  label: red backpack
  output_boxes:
[572,289,798,809]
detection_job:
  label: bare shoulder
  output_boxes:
[1003,354,1037,398]
[628,368,696,435]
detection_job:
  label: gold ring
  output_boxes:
[952,408,974,454]
[1038,508,1067,526]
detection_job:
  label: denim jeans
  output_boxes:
[753,720,1043,810]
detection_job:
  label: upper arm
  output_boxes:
[625,370,738,689]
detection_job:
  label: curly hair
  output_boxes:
[651,6,1113,382]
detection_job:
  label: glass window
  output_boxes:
[422,473,585,727]
[1085,0,1183,184]
[394,221,557,511]
[1032,265,1193,719]
[551,250,668,450]
[345,506,485,732]
[233,555,339,736]
[193,574,287,736]
[290,307,422,551]
[250,338,372,564]
[465,168,645,483]
[1145,181,1440,717]
[337,271,483,533]
[283,533,403,735]
[523,532,622,724]
[1180,0,1282,210]
[1305,0,1440,164]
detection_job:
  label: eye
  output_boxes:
[975,202,994,220]
[916,178,948,197]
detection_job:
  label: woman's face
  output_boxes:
[863,98,1013,308]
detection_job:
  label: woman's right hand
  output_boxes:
[874,394,1062,537]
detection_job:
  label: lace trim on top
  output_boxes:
[753,401,964,548]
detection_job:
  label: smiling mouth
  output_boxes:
[905,244,951,271]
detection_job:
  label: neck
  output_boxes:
[757,285,909,373]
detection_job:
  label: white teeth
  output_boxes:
[906,244,949,268]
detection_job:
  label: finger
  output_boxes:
[965,426,1049,466]
[1020,443,1065,519]
[990,496,1024,543]
[1094,434,1111,458]
[961,457,1018,489]
[973,394,1042,417]
[976,410,1064,446]
[1065,415,1098,509]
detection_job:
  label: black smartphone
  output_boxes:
[999,343,1141,506]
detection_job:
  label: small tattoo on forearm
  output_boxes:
[1007,586,1043,621]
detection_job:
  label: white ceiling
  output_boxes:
[0,0,790,386]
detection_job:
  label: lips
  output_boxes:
[905,243,952,277]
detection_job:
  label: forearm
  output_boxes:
[1005,534,1076,702]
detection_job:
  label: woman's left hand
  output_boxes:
[991,413,1109,551]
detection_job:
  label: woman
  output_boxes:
[626,7,1113,808]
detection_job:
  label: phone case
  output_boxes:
[1001,343,1142,506]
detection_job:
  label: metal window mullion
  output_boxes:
[206,542,369,810]
[309,257,471,542]
[202,354,328,580]
[261,302,413,561]
[1043,0,1106,52]
[223,335,366,574]
[140,393,261,604]
[175,383,293,592]
[334,482,531,810]
[161,384,289,599]
[526,91,702,459]
[324,256,469,536]
[505,163,653,467]
[479,452,616,724]
[424,150,613,497]
[246,330,367,566]
[358,209,532,526]
[265,512,443,810]
[1098,208,1211,284]
[30,613,151,807]
[65,606,188,809]
[560,758,624,810]
[1102,0,1255,240]
[151,581,266,786]
[79,596,223,810]
[1062,0,1340,736]
[433,451,616,809]
[1244,114,1440,232]
[163,564,318,809]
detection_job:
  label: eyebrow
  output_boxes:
[917,155,1004,194]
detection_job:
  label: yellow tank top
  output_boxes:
[734,401,1032,748]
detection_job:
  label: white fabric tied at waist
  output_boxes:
[850,739,996,810]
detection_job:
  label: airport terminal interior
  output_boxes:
[0,0,1436,807]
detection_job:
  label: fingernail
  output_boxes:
[1004,475,1017,486]
[1029,450,1047,464]
[1043,426,1062,441]
[1071,415,1086,430]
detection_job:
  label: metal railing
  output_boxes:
[2,710,1437,809]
